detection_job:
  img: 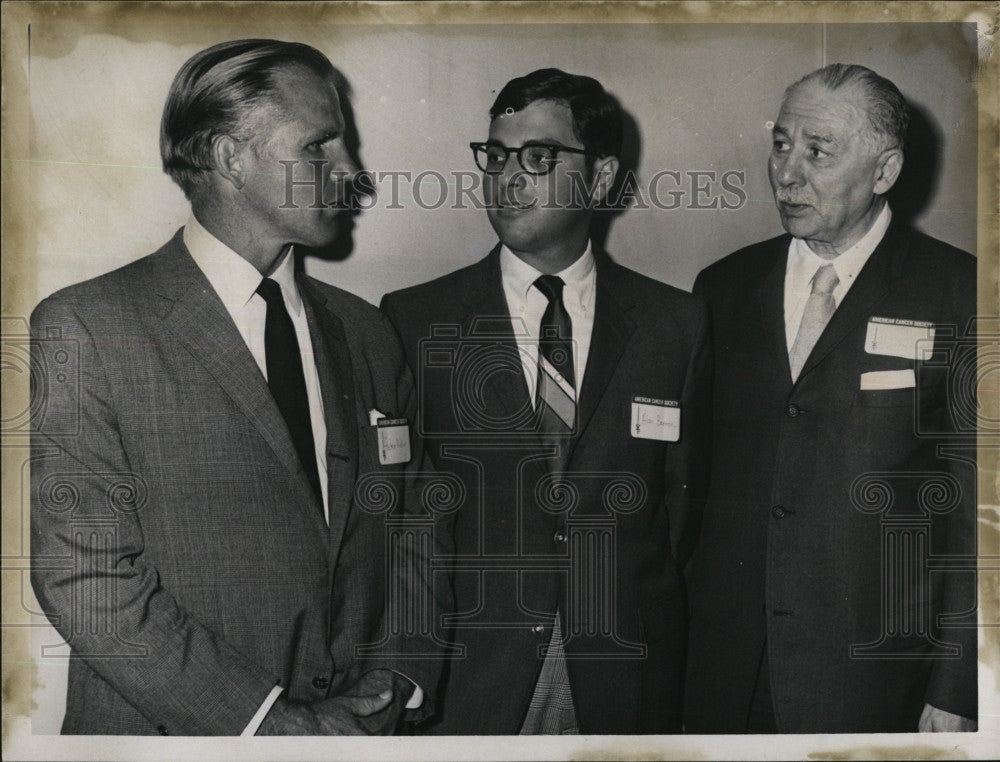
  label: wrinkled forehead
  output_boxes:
[775,81,870,139]
[249,64,344,133]
[267,64,341,109]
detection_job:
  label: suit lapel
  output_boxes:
[149,234,321,520]
[572,253,636,446]
[299,277,359,570]
[756,236,794,382]
[460,246,535,428]
[795,223,906,382]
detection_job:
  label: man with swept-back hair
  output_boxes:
[382,68,711,734]
[685,63,977,733]
[30,38,449,735]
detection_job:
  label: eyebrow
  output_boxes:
[522,138,571,146]
[804,131,837,145]
[485,137,574,147]
[309,129,341,143]
[771,124,837,145]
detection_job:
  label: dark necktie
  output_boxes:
[255,278,323,505]
[533,274,576,433]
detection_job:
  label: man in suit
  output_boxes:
[30,39,448,735]
[381,68,711,734]
[684,64,977,733]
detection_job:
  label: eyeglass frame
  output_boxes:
[469,141,596,176]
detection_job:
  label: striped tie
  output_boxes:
[533,275,576,433]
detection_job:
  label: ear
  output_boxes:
[873,148,903,195]
[210,135,249,190]
[589,156,620,205]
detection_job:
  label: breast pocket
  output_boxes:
[854,387,915,408]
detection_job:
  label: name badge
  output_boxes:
[630,396,680,442]
[865,317,935,361]
[377,418,411,465]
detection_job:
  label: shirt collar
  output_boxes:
[183,213,300,315]
[499,241,595,304]
[790,204,892,282]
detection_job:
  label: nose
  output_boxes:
[496,151,528,193]
[772,147,804,188]
[325,141,359,181]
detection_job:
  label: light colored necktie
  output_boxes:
[789,263,840,381]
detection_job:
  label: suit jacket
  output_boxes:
[684,221,978,733]
[29,229,449,735]
[381,246,712,734]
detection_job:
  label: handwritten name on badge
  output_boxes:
[377,417,411,465]
[865,317,935,361]
[630,396,680,442]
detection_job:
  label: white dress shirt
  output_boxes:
[184,214,330,518]
[500,242,597,402]
[783,204,892,351]
[184,215,422,732]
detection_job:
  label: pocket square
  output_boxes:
[859,369,915,390]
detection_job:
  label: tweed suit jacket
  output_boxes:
[381,246,712,734]
[29,229,449,735]
[684,221,978,733]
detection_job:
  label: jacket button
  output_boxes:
[157,724,169,735]
[786,404,800,417]
[554,530,567,543]
[532,624,545,634]
[771,505,786,519]
[312,676,330,690]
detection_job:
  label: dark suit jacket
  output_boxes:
[381,246,712,734]
[685,221,978,733]
[30,229,448,735]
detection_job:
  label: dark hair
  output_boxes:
[785,63,910,151]
[489,68,622,159]
[160,39,337,199]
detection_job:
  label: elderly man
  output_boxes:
[382,68,711,734]
[30,39,447,735]
[684,64,977,733]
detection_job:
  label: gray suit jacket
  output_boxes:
[30,229,450,735]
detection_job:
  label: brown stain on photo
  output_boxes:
[809,743,970,760]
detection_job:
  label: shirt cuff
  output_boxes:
[406,684,424,710]
[389,670,424,710]
[242,685,283,736]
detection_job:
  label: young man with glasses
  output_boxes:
[381,68,712,734]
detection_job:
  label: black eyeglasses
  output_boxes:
[470,142,592,176]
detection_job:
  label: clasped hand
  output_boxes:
[258,668,414,735]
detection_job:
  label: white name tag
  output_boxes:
[860,369,916,390]
[865,317,935,361]
[377,418,411,465]
[630,396,680,442]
